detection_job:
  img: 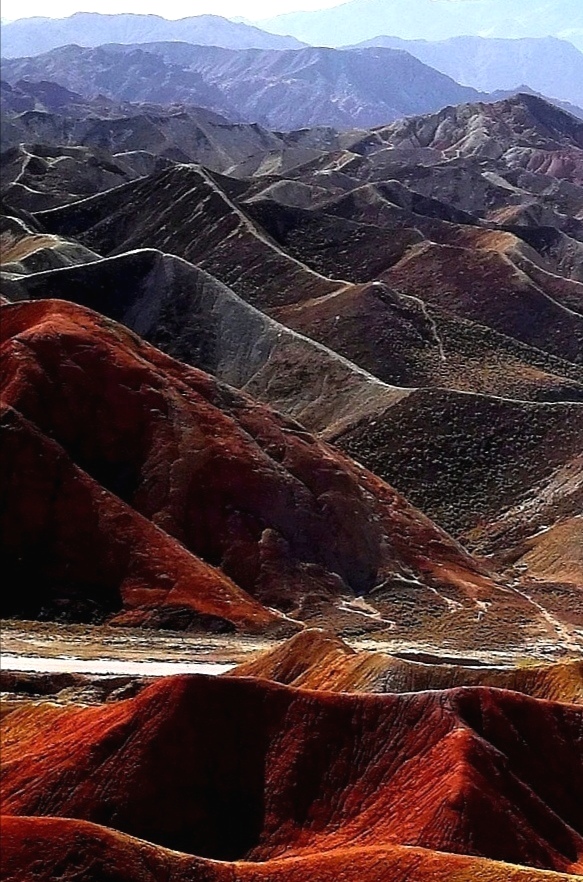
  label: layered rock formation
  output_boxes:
[2,675,582,873]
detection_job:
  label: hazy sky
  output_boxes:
[2,0,344,23]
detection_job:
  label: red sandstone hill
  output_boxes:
[1,297,534,640]
[1,674,582,874]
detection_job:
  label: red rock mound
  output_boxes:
[1,298,513,634]
[231,630,583,703]
[1,675,582,873]
[1,815,577,882]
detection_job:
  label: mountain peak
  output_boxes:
[0,12,305,57]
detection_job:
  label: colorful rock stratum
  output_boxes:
[1,31,582,881]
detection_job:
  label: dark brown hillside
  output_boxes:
[382,241,583,364]
[0,404,275,631]
[2,817,578,882]
[276,279,583,399]
[1,142,171,211]
[333,389,583,540]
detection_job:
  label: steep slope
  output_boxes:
[140,43,482,130]
[31,138,583,349]
[0,99,344,190]
[272,271,583,399]
[0,12,304,58]
[2,675,582,872]
[380,243,583,364]
[2,93,580,596]
[6,250,581,590]
[0,45,240,118]
[0,212,100,274]
[33,164,344,310]
[1,142,165,212]
[2,299,527,642]
[511,517,583,586]
[332,389,583,543]
[0,404,275,632]
[1,248,406,435]
[374,93,583,183]
[0,76,118,115]
[6,171,582,405]
[475,463,583,573]
[302,143,583,236]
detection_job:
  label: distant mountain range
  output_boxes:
[259,0,583,50]
[4,40,581,134]
[1,12,582,118]
[347,36,583,108]
[1,44,484,130]
[0,12,304,58]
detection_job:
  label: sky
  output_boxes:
[1,0,344,23]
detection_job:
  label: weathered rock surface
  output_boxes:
[0,403,276,631]
[374,93,583,183]
[0,212,100,274]
[33,164,344,309]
